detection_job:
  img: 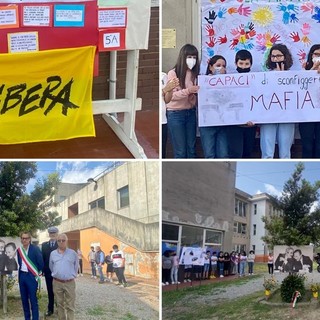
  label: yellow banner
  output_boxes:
[0,46,96,144]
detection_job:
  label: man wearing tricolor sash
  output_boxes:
[17,231,44,320]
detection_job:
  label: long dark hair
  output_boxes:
[174,44,199,89]
[265,43,293,70]
[305,44,320,70]
[205,55,226,75]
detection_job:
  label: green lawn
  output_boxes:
[162,271,320,320]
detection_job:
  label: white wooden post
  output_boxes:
[93,49,147,159]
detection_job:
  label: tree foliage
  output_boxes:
[262,163,320,247]
[0,162,61,236]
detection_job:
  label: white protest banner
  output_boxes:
[179,247,205,266]
[198,70,320,127]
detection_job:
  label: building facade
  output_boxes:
[162,162,237,254]
[39,162,159,279]
[250,193,280,261]
[233,188,251,254]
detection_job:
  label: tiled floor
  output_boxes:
[0,110,159,159]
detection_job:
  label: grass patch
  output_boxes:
[268,288,313,303]
[162,274,262,307]
[86,305,107,316]
[121,313,139,320]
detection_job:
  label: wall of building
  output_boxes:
[232,189,252,253]
[162,0,200,73]
[162,162,236,252]
[58,162,159,224]
[250,195,268,261]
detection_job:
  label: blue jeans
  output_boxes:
[167,109,197,158]
[260,123,295,158]
[218,262,224,276]
[248,262,254,274]
[299,122,320,158]
[226,126,256,158]
[97,265,104,281]
[90,261,96,276]
[199,126,228,158]
[239,261,246,276]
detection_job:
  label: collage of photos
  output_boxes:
[1,1,320,320]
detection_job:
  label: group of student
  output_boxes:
[162,249,256,285]
[162,43,320,159]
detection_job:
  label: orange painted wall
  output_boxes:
[79,227,158,279]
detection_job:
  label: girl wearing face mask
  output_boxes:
[166,44,200,158]
[299,44,320,158]
[199,55,229,158]
[260,44,295,158]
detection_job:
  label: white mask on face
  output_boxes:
[312,57,320,64]
[186,57,196,70]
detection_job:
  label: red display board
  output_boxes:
[0,1,98,53]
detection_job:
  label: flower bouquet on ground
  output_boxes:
[263,276,277,298]
[310,283,320,298]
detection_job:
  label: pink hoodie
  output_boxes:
[166,69,196,111]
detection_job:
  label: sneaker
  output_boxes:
[123,283,128,287]
[119,284,124,287]
[80,274,83,277]
[98,281,104,284]
[184,280,187,283]
[177,281,181,284]
[94,276,97,279]
[220,275,224,278]
[109,278,113,283]
[187,279,191,282]
[165,282,169,285]
[162,283,166,286]
[91,276,94,278]
[171,282,175,285]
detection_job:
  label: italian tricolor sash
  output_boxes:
[17,247,41,286]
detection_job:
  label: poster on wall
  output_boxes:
[273,245,313,273]
[0,237,19,275]
[201,0,320,74]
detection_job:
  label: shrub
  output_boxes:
[280,273,306,303]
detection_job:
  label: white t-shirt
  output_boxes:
[111,250,124,268]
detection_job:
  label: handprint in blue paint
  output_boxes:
[217,7,227,19]
[290,13,299,23]
[312,6,320,23]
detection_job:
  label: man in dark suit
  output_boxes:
[17,231,44,320]
[41,226,59,317]
[293,249,313,272]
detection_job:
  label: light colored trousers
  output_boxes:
[53,279,76,320]
[260,123,295,158]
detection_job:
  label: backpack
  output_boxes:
[105,255,112,264]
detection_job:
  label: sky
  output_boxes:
[26,161,121,193]
[236,161,320,197]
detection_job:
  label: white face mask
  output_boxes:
[312,57,320,64]
[186,57,196,70]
